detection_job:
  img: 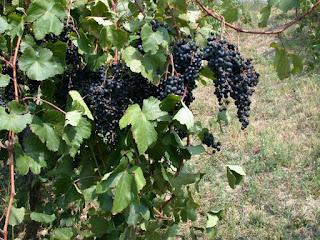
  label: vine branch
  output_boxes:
[3,37,22,240]
[0,56,12,68]
[23,97,67,115]
[12,37,21,102]
[195,0,320,35]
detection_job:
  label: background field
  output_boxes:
[190,32,320,239]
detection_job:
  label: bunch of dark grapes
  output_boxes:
[0,95,5,107]
[53,24,82,108]
[73,65,127,144]
[176,128,188,139]
[127,72,157,105]
[72,63,158,145]
[172,40,203,106]
[157,75,185,99]
[150,20,165,31]
[203,36,259,129]
[202,132,221,153]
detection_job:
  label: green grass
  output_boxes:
[189,34,320,239]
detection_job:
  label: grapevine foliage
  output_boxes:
[0,0,314,239]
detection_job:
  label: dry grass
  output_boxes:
[188,33,320,239]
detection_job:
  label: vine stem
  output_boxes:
[3,37,21,240]
[12,37,21,102]
[23,97,67,115]
[2,133,15,240]
[0,56,12,68]
[194,0,320,35]
[111,0,118,64]
[169,54,175,76]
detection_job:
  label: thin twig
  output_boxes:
[89,145,102,178]
[3,37,22,240]
[3,132,16,240]
[0,56,12,67]
[195,0,320,35]
[23,97,67,115]
[169,54,175,76]
[181,86,188,102]
[12,37,21,102]
[111,0,116,11]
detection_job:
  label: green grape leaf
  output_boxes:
[0,74,10,87]
[0,16,9,33]
[270,42,290,80]
[82,186,97,205]
[171,171,201,188]
[217,109,230,125]
[127,204,150,226]
[123,47,166,83]
[195,25,212,47]
[87,17,113,27]
[8,101,27,114]
[206,212,219,228]
[30,117,61,152]
[46,40,68,67]
[9,207,25,226]
[0,106,32,133]
[173,105,194,130]
[141,24,169,54]
[19,47,63,81]
[181,199,199,222]
[166,0,187,11]
[141,51,167,83]
[26,0,66,40]
[164,224,179,240]
[62,117,91,157]
[258,5,271,28]
[69,90,94,120]
[123,46,144,73]
[20,35,37,53]
[15,144,42,175]
[199,66,215,85]
[0,35,8,52]
[187,145,205,155]
[120,104,157,155]
[160,94,181,112]
[278,0,299,12]
[89,216,113,237]
[222,6,240,23]
[179,10,201,23]
[7,13,24,38]
[131,166,146,193]
[30,212,56,224]
[65,111,82,126]
[52,228,74,240]
[106,25,129,49]
[289,53,303,74]
[226,165,246,189]
[142,97,168,121]
[23,133,49,168]
[77,31,94,54]
[112,171,134,214]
